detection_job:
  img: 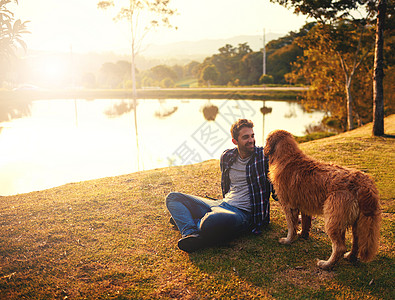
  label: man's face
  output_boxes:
[233,126,255,157]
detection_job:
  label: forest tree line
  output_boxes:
[92,24,312,89]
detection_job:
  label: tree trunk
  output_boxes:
[338,54,355,131]
[346,81,354,131]
[373,0,387,136]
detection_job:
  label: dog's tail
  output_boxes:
[356,182,381,262]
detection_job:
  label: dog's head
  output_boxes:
[264,130,298,163]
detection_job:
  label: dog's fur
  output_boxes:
[264,130,381,270]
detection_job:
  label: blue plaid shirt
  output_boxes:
[220,146,271,234]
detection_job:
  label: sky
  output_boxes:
[12,0,310,54]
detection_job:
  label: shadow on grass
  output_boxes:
[188,221,394,300]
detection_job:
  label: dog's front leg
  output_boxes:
[279,207,299,244]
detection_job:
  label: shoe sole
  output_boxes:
[177,235,204,253]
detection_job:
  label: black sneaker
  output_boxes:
[169,217,177,226]
[177,234,205,253]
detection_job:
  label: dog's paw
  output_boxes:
[279,237,293,244]
[317,259,333,270]
[344,251,358,263]
[298,230,309,239]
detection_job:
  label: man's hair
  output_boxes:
[230,119,254,140]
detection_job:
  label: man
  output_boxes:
[165,119,272,253]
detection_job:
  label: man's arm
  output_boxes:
[220,153,224,173]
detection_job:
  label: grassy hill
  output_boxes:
[0,115,394,299]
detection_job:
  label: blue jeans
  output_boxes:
[165,192,251,241]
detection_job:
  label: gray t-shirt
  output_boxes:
[223,154,251,212]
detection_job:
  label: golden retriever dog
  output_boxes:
[264,130,381,270]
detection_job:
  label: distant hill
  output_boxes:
[15,33,285,87]
[142,33,283,62]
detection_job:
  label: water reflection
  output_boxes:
[260,104,272,115]
[104,100,137,117]
[0,98,324,196]
[284,102,298,118]
[0,98,33,122]
[201,100,219,121]
[260,101,272,142]
[154,100,178,119]
[103,99,141,169]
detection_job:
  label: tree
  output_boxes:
[149,64,178,81]
[0,0,29,56]
[196,27,312,86]
[240,52,262,85]
[160,77,174,88]
[237,42,253,55]
[270,0,374,130]
[287,29,349,130]
[327,20,373,130]
[98,0,176,170]
[98,60,132,88]
[184,61,200,77]
[98,0,176,98]
[373,0,387,136]
[267,42,302,83]
[218,44,237,56]
[264,23,313,83]
[259,74,273,84]
[0,0,29,84]
[270,0,389,134]
[201,65,219,87]
[288,22,378,130]
[199,43,256,86]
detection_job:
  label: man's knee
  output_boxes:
[199,209,237,239]
[165,192,182,207]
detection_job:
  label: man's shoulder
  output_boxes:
[221,147,237,156]
[220,148,237,162]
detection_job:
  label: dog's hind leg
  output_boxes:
[279,207,299,244]
[344,221,359,262]
[317,229,347,270]
[299,213,312,239]
[317,193,349,270]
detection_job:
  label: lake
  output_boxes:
[0,98,324,196]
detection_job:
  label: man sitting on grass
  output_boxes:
[165,119,273,253]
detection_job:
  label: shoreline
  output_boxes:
[0,87,306,101]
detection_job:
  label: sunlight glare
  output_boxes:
[41,57,68,83]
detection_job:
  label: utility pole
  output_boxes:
[262,28,266,76]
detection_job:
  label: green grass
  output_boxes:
[294,132,337,143]
[0,115,394,299]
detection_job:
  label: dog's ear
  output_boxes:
[264,130,280,157]
[264,130,294,158]
[263,137,273,157]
